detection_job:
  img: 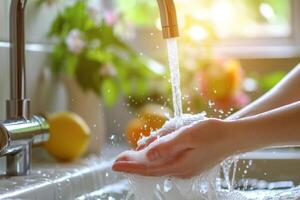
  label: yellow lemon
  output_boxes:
[44,112,91,162]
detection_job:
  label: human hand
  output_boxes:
[136,113,206,150]
[113,118,236,179]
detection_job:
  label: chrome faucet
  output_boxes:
[0,0,49,176]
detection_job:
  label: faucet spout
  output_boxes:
[157,0,179,38]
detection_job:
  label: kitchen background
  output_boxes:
[1,0,300,148]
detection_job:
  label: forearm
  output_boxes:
[228,64,300,120]
[228,101,300,153]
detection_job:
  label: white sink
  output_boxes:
[0,146,125,200]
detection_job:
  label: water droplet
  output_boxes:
[208,100,215,108]
[163,179,173,192]
[248,160,253,166]
[110,135,116,140]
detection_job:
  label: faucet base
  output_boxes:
[6,143,32,176]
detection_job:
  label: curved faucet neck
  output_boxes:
[157,0,179,38]
[8,0,30,120]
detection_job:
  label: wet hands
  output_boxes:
[113,116,234,179]
[136,113,206,150]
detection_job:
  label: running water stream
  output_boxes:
[166,38,183,118]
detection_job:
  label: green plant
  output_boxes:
[47,0,159,106]
[115,0,158,27]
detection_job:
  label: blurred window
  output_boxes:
[116,0,294,40]
[176,0,292,39]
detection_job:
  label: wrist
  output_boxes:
[205,119,242,156]
[224,119,265,154]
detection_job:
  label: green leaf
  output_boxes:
[75,57,102,94]
[101,78,120,106]
[86,49,113,63]
[116,0,158,26]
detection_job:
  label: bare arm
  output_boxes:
[228,63,300,120]
[231,101,300,152]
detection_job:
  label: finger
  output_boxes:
[142,149,193,177]
[136,136,157,151]
[136,127,173,151]
[113,149,196,177]
[146,130,192,162]
[112,161,148,175]
[114,155,131,162]
[114,150,139,162]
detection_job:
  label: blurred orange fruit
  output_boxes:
[139,104,171,129]
[126,118,151,148]
[126,104,171,148]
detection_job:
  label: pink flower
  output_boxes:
[104,10,119,26]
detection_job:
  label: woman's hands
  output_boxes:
[113,118,237,179]
[136,113,206,150]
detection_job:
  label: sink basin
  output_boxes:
[0,146,125,200]
[0,145,299,200]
